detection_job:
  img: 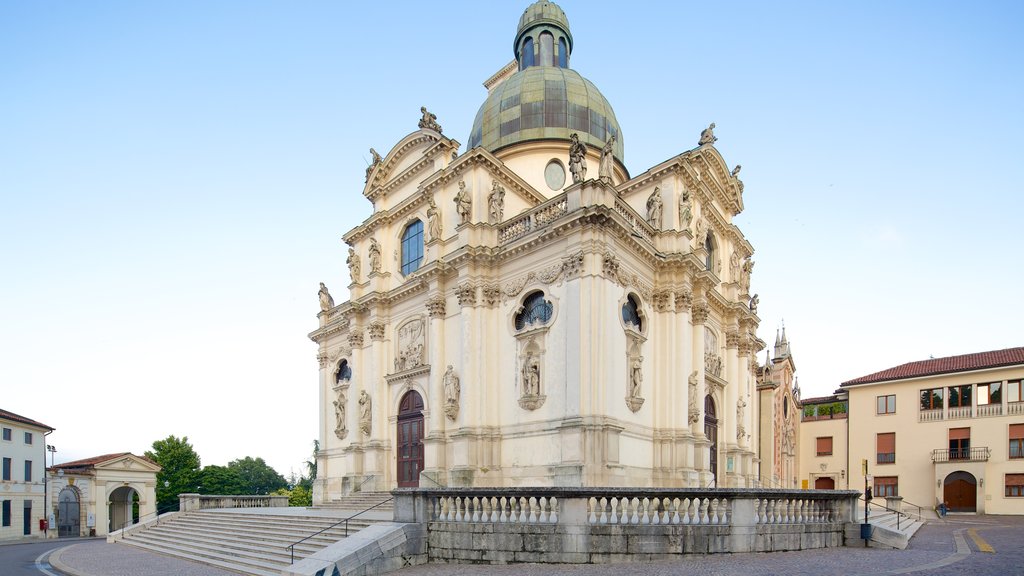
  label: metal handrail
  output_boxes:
[112,502,179,533]
[860,497,911,531]
[899,498,927,520]
[286,497,393,564]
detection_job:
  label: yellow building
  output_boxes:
[804,347,1024,515]
[48,453,161,537]
[799,393,849,491]
[0,408,53,541]
[309,1,768,500]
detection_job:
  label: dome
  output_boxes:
[468,1,624,163]
[467,66,624,161]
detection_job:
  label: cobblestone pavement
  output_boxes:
[397,516,1024,576]
[50,540,238,576]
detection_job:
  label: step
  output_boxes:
[119,538,284,576]
[128,528,325,561]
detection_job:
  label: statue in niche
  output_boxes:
[426,196,442,241]
[318,282,335,312]
[368,239,382,274]
[630,359,642,398]
[488,181,505,224]
[397,319,425,370]
[688,370,700,424]
[443,365,460,421]
[698,122,717,146]
[599,134,616,184]
[694,217,708,248]
[523,354,541,396]
[346,248,361,283]
[454,180,471,224]
[418,106,442,133]
[730,250,741,281]
[678,188,692,232]
[646,187,663,229]
[333,390,347,439]
[749,293,759,314]
[358,391,372,436]
[568,132,587,183]
[731,165,742,177]
[365,148,382,182]
[740,258,754,293]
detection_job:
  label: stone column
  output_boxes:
[674,288,695,481]
[451,284,480,485]
[724,328,740,452]
[423,294,449,485]
[691,300,710,482]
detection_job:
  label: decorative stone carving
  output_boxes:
[749,294,759,315]
[396,319,425,371]
[482,285,501,307]
[729,250,741,283]
[501,251,585,301]
[426,196,442,241]
[562,251,584,279]
[454,180,471,225]
[488,181,505,224]
[333,390,348,440]
[740,259,754,294]
[568,132,587,183]
[368,239,382,274]
[698,122,717,146]
[646,187,663,229]
[652,291,671,313]
[418,106,442,133]
[602,252,621,281]
[688,370,700,424]
[626,358,644,413]
[347,248,361,283]
[368,322,385,341]
[519,352,545,410]
[348,329,364,349]
[694,217,709,249]
[705,327,723,378]
[735,397,747,441]
[456,284,477,307]
[675,286,693,312]
[678,188,692,233]
[691,301,710,324]
[365,148,382,183]
[317,352,329,369]
[318,282,335,312]
[599,135,615,184]
[358,391,372,436]
[726,330,741,348]
[731,165,742,177]
[426,295,446,318]
[443,365,460,422]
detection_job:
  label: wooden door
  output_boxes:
[397,391,425,488]
[943,472,977,512]
[705,395,718,485]
[815,477,836,490]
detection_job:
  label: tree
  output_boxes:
[198,465,245,495]
[227,456,287,495]
[145,435,201,509]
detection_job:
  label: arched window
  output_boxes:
[539,32,554,66]
[705,233,715,271]
[558,38,568,68]
[520,37,535,70]
[336,360,352,384]
[515,291,553,330]
[401,220,424,275]
[622,294,642,332]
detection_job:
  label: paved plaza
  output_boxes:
[42,515,1024,576]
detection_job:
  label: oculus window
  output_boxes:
[621,294,642,331]
[515,292,553,330]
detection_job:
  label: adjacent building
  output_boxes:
[0,408,53,541]
[757,329,803,489]
[48,453,161,537]
[310,1,767,501]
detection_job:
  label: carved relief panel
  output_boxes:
[395,317,426,372]
[704,327,723,378]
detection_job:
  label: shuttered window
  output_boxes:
[1006,474,1024,497]
[875,476,898,497]
[877,433,895,464]
[816,437,833,456]
[1010,424,1024,459]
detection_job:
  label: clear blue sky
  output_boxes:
[2,1,1022,477]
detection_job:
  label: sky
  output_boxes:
[2,1,1022,478]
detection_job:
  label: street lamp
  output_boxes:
[46,445,56,468]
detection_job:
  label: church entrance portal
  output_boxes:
[943,471,977,513]
[705,395,718,485]
[57,487,80,538]
[397,390,424,488]
[815,477,836,490]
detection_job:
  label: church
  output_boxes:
[309,1,774,502]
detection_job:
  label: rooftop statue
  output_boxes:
[418,106,442,133]
[698,122,717,146]
[365,148,383,182]
[454,180,472,224]
[318,282,335,312]
[599,135,616,184]
[569,132,587,183]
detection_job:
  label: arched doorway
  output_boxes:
[944,471,977,512]
[397,390,425,488]
[108,486,140,532]
[57,487,80,538]
[704,395,718,485]
[815,477,836,490]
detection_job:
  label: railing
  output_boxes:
[286,497,393,564]
[977,404,1003,417]
[498,196,569,245]
[948,405,972,419]
[178,493,289,512]
[1010,402,1024,416]
[111,502,179,533]
[613,198,654,243]
[931,447,990,463]
[918,408,943,422]
[899,498,927,521]
[860,497,912,531]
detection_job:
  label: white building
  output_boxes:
[310,1,766,501]
[0,408,53,541]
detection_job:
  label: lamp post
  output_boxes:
[46,445,56,468]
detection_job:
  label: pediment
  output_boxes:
[363,129,460,201]
[94,454,162,473]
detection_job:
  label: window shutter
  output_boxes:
[1006,474,1024,487]
[877,433,895,453]
[1009,424,1024,440]
[948,427,971,440]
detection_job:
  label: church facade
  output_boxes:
[310,1,766,502]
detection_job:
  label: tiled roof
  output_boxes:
[801,394,841,405]
[51,452,141,470]
[0,408,54,431]
[841,347,1024,387]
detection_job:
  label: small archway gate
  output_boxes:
[108,486,140,532]
[57,487,80,538]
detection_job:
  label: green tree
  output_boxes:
[228,456,287,495]
[198,465,245,495]
[145,435,201,509]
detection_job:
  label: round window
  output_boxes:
[544,159,566,191]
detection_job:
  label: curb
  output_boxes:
[49,544,91,576]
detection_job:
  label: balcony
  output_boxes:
[931,447,990,463]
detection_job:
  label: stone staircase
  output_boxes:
[319,491,394,513]
[847,507,925,549]
[117,509,380,576]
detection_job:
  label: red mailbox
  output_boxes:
[39,518,48,531]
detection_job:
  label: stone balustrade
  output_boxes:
[498,196,569,245]
[178,493,289,511]
[394,487,858,563]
